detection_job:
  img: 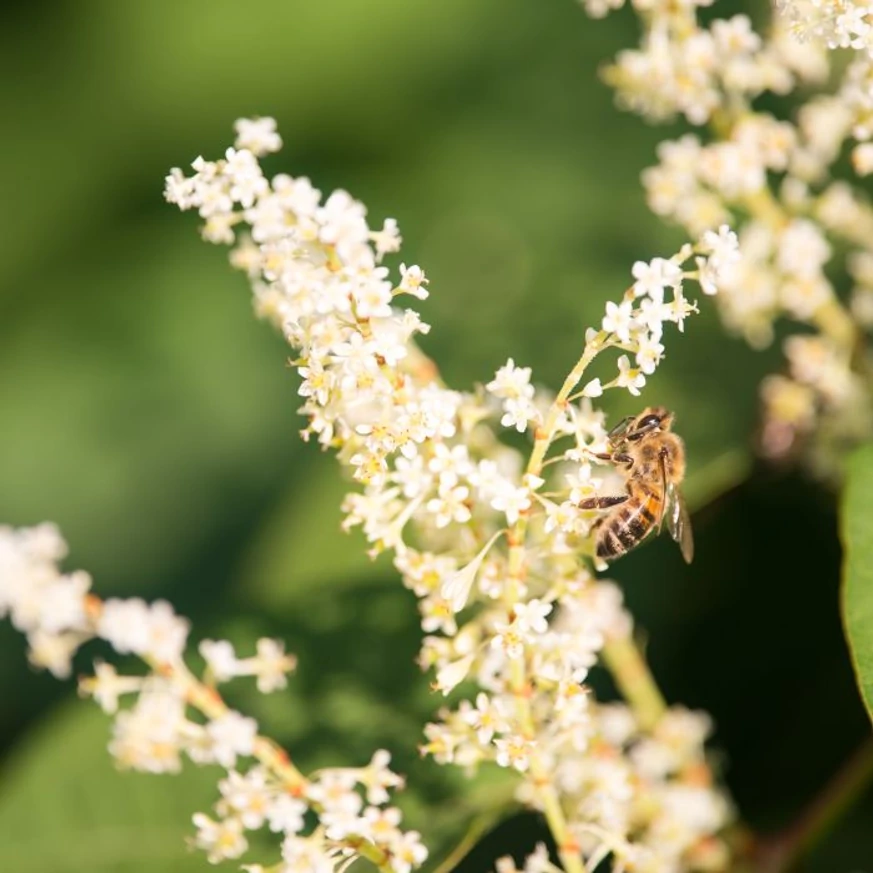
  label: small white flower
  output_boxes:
[513,598,553,635]
[360,749,405,805]
[97,598,188,664]
[419,594,458,636]
[635,334,665,374]
[615,355,646,396]
[523,843,553,873]
[234,117,282,156]
[700,224,740,267]
[27,630,82,679]
[486,358,535,399]
[665,284,698,333]
[781,275,833,320]
[490,483,532,526]
[372,218,402,259]
[777,219,831,279]
[491,619,525,659]
[192,813,248,864]
[460,692,507,744]
[427,443,473,489]
[200,639,239,682]
[637,296,671,338]
[500,396,539,433]
[321,806,366,841]
[631,257,682,301]
[143,600,190,664]
[364,805,403,844]
[110,683,186,773]
[207,711,258,768]
[97,598,152,656]
[853,142,873,175]
[164,168,196,207]
[544,499,584,535]
[398,263,429,299]
[426,482,472,528]
[353,279,394,319]
[266,794,307,834]
[601,300,636,343]
[298,359,334,407]
[581,377,603,398]
[306,770,360,813]
[390,829,429,873]
[281,836,335,873]
[79,661,143,714]
[566,463,602,504]
[219,767,273,830]
[494,735,535,772]
[695,255,721,296]
[37,570,90,635]
[252,637,297,693]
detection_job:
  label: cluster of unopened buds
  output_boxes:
[580,0,873,479]
[2,116,740,873]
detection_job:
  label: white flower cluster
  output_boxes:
[0,522,94,677]
[493,708,731,873]
[0,523,423,873]
[166,119,735,872]
[584,2,873,477]
[193,752,425,873]
[422,596,732,873]
[771,6,873,175]
[775,0,873,56]
[599,12,828,126]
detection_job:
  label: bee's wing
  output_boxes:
[656,447,669,533]
[607,415,634,445]
[666,482,694,564]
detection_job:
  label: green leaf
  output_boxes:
[0,702,218,873]
[841,443,873,723]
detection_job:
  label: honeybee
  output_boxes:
[578,406,694,564]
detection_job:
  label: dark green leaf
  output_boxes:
[0,702,218,873]
[841,444,873,723]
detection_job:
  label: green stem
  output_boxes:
[526,335,606,481]
[429,812,502,873]
[498,337,614,873]
[600,635,667,731]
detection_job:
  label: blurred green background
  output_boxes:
[0,1,870,870]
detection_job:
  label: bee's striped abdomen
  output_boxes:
[595,490,661,560]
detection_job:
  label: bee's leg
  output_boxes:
[592,452,634,468]
[578,494,629,510]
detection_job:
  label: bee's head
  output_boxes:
[627,406,673,440]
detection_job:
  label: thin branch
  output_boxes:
[600,635,667,732]
[430,811,505,873]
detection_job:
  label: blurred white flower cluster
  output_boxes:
[582,0,873,477]
[0,522,424,873]
[162,118,738,872]
[775,0,873,56]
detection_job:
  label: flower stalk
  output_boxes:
[600,635,667,733]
